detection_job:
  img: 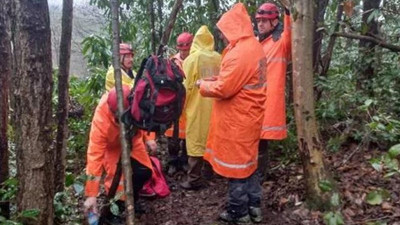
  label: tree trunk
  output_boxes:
[158,0,184,55]
[312,0,329,73]
[320,2,344,77]
[316,2,344,101]
[357,0,381,92]
[12,0,54,224]
[156,0,164,41]
[291,0,333,210]
[148,0,156,54]
[0,0,11,219]
[110,0,135,224]
[55,0,73,193]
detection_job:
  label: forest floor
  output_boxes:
[136,143,400,225]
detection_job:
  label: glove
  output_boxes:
[285,7,290,15]
[84,196,98,215]
[146,140,158,155]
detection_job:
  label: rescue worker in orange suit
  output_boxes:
[256,2,291,182]
[103,42,157,187]
[196,3,267,223]
[83,86,153,222]
[164,32,194,176]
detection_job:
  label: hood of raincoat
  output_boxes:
[190,25,215,54]
[216,3,254,44]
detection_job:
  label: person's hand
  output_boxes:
[278,0,290,9]
[84,196,98,215]
[146,140,158,155]
[195,79,202,88]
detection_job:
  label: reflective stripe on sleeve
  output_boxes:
[262,125,287,131]
[243,82,266,90]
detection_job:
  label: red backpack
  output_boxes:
[140,156,171,198]
[123,55,185,134]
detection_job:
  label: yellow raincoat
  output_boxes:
[105,66,136,91]
[183,26,221,157]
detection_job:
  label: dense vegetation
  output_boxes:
[1,0,399,224]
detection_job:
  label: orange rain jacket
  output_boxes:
[164,52,186,139]
[85,93,152,198]
[260,13,291,140]
[200,3,267,179]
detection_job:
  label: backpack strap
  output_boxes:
[98,157,122,225]
[172,119,179,142]
[135,56,150,88]
[99,127,137,224]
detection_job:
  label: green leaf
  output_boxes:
[20,209,40,219]
[383,172,397,178]
[323,211,344,225]
[388,144,400,158]
[319,180,333,192]
[330,193,340,207]
[65,173,75,187]
[366,189,390,205]
[110,202,120,216]
[364,99,373,107]
[369,158,382,172]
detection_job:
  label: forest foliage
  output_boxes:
[1,0,399,224]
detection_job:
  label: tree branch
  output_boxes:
[334,32,400,52]
[158,0,184,55]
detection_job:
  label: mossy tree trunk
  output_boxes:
[291,0,334,209]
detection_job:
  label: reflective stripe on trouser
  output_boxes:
[205,148,257,170]
[227,171,261,216]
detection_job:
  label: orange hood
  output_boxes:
[217,3,254,44]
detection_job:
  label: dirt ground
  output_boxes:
[137,144,400,225]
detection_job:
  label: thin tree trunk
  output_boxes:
[312,0,329,73]
[209,0,223,52]
[291,0,334,210]
[13,0,54,224]
[357,0,381,92]
[320,2,344,77]
[0,0,11,219]
[55,0,73,193]
[157,0,164,41]
[110,0,135,224]
[316,2,344,101]
[148,0,156,54]
[158,0,184,55]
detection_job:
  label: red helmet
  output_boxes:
[107,85,131,113]
[120,43,133,55]
[176,32,193,50]
[256,3,279,20]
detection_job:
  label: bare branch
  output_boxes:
[334,32,400,52]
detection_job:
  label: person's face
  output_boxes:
[179,49,190,60]
[120,53,134,70]
[257,18,278,35]
[218,31,229,46]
